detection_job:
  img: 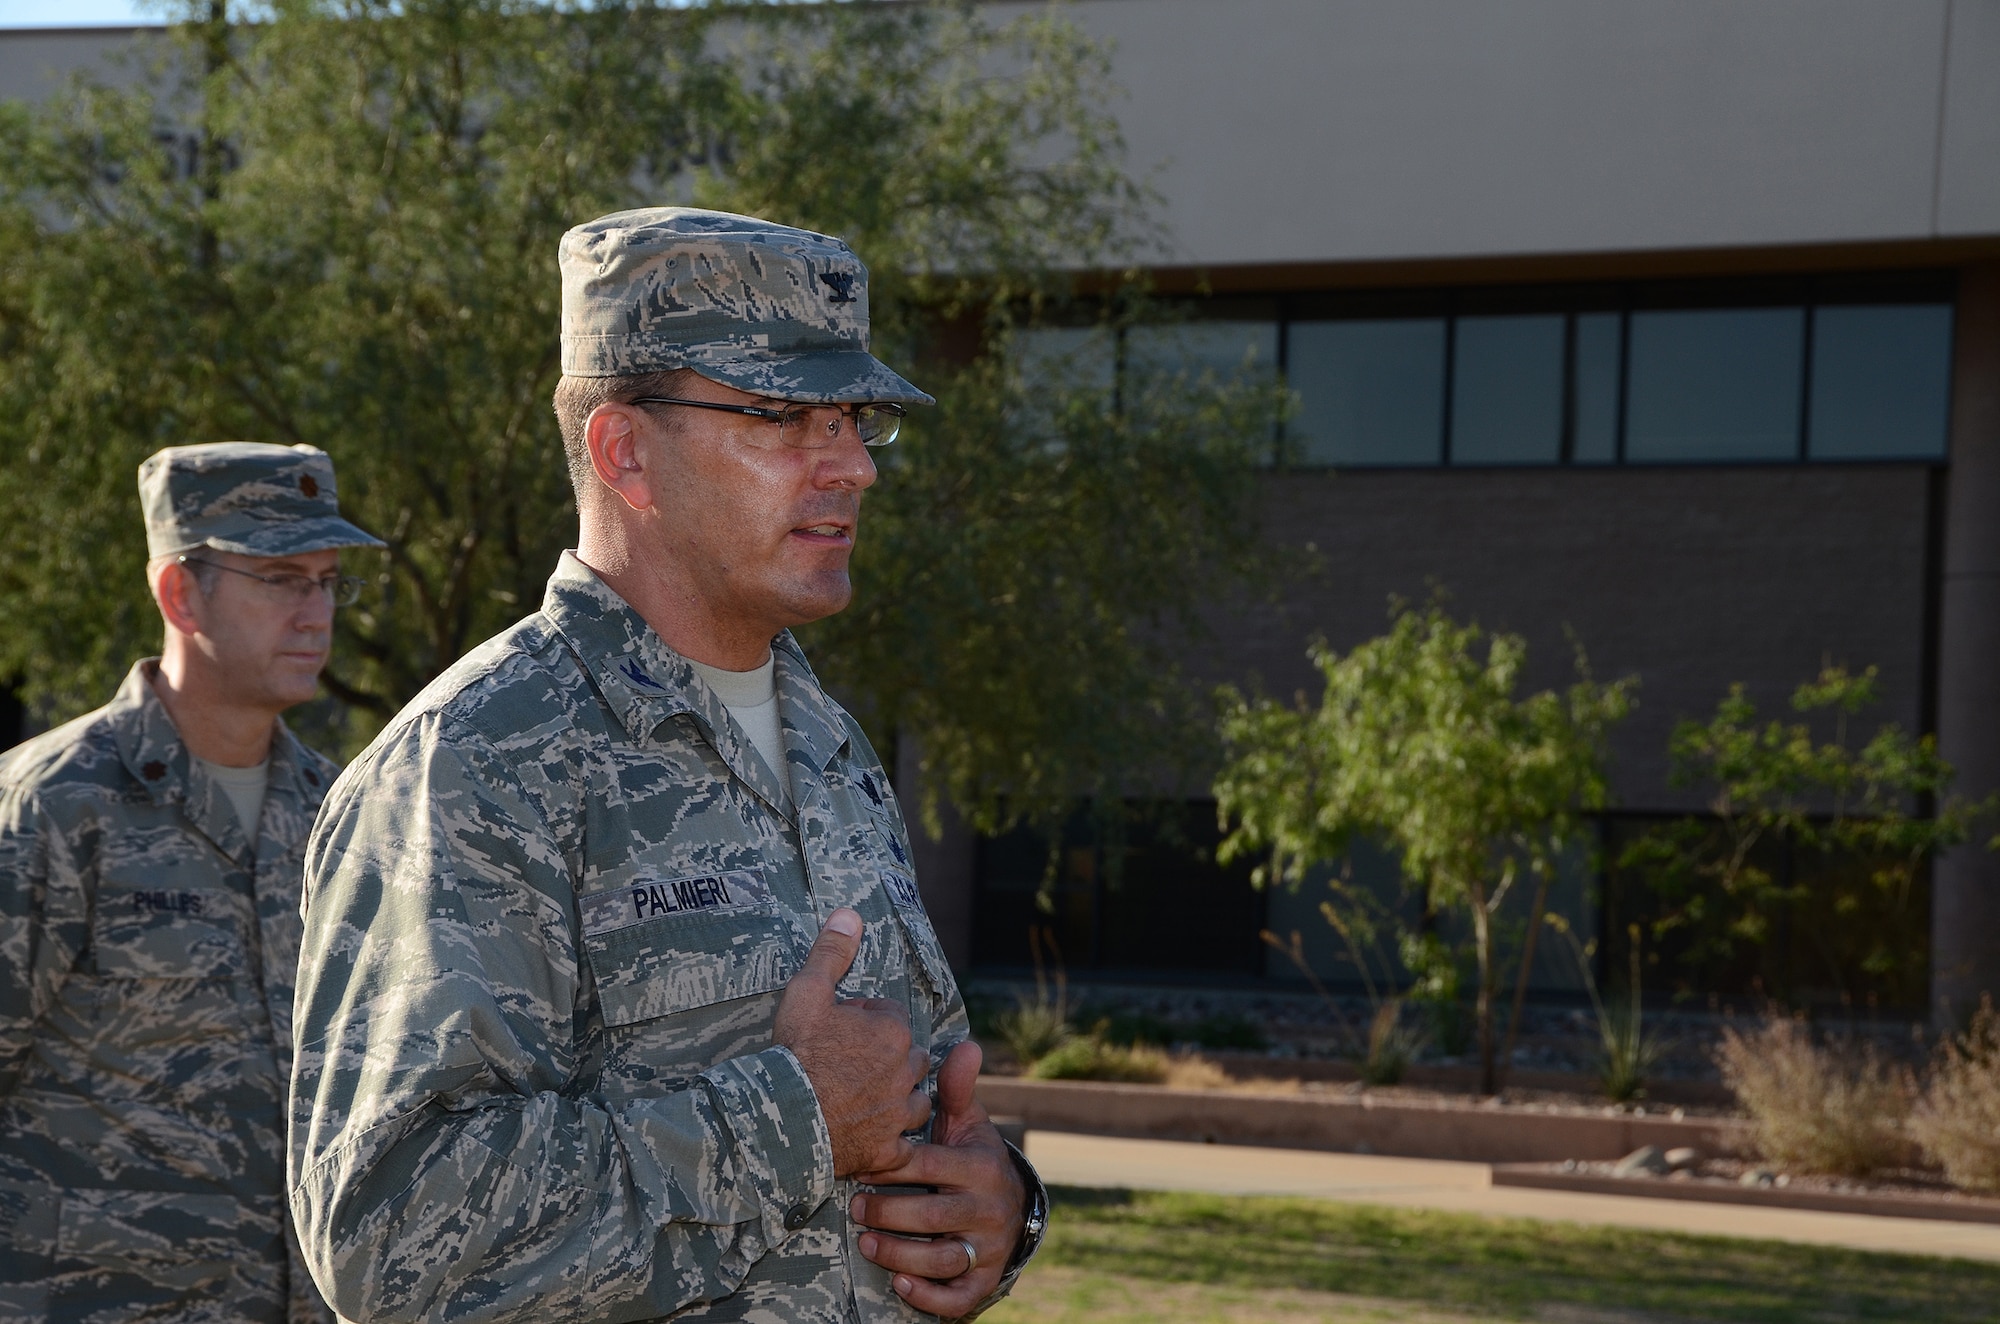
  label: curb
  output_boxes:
[978,1076,1748,1164]
[1201,1053,1736,1107]
[1491,1165,2000,1226]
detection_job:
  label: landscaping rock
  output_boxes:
[1613,1145,1671,1177]
[1663,1146,1700,1171]
[1741,1167,1778,1188]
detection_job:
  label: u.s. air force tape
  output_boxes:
[580,868,769,937]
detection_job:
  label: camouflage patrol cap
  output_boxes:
[138,442,386,560]
[558,206,934,405]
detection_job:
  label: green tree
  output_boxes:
[1215,602,1636,1094]
[0,0,1275,835]
[1618,665,1992,1008]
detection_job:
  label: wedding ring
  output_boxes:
[951,1236,978,1276]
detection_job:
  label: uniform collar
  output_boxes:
[107,658,321,864]
[541,553,853,816]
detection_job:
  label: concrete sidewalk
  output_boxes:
[1023,1131,2000,1263]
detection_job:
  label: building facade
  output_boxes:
[931,0,2000,1018]
[7,1,2000,1014]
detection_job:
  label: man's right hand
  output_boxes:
[773,907,931,1176]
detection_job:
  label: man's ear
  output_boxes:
[585,403,659,514]
[151,559,206,638]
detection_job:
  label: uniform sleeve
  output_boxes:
[287,714,835,1324]
[867,756,1047,1319]
[0,783,85,1097]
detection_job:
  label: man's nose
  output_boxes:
[297,586,337,629]
[815,421,878,490]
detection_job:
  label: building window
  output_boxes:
[1807,304,1954,461]
[1625,308,1806,463]
[1049,273,1955,470]
[1448,314,1566,465]
[1125,320,1278,389]
[1288,319,1447,466]
[1571,311,1623,464]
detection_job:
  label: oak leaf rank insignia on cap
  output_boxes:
[138,441,386,560]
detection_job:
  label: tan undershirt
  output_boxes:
[196,756,270,838]
[684,654,787,799]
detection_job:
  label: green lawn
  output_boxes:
[982,1187,2000,1324]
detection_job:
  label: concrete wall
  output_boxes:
[16,3,2000,262]
[1205,464,1935,814]
[1018,0,2000,266]
[0,26,149,102]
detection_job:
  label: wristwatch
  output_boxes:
[1001,1139,1048,1272]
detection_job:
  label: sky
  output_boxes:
[0,1,159,24]
[0,0,731,22]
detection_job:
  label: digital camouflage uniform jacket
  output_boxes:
[0,660,338,1324]
[291,554,1034,1323]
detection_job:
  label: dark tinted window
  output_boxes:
[1808,304,1953,461]
[1572,312,1622,464]
[1289,319,1446,466]
[1126,321,1279,388]
[1449,314,1564,465]
[1626,308,1804,462]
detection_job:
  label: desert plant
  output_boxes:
[1358,1001,1426,1087]
[1219,603,1635,1093]
[1261,872,1429,1085]
[1027,1031,1233,1089]
[1401,931,1472,1057]
[1717,1015,1910,1177]
[1910,998,2000,1191]
[1546,917,1666,1103]
[1028,1032,1169,1084]
[1620,666,1994,1007]
[991,925,1073,1066]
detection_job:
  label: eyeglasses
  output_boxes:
[629,396,905,449]
[178,556,366,608]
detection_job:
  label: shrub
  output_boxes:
[1360,1001,1426,1086]
[1597,993,1664,1105]
[1028,1034,1168,1083]
[1717,1016,1909,1177]
[993,995,1072,1067]
[1911,999,2000,1192]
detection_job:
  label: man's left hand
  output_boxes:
[850,1039,1027,1317]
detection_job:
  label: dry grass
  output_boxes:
[1028,1036,1170,1083]
[1715,1015,1909,1177]
[1911,998,2000,1192]
[1160,1054,1233,1090]
[1024,1040,1288,1092]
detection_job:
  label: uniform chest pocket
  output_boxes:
[581,869,798,1028]
[89,878,248,980]
[883,867,954,999]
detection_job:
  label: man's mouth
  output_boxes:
[794,523,851,541]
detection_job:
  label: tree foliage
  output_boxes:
[1214,602,1636,1093]
[1618,665,1992,1008]
[0,0,1274,833]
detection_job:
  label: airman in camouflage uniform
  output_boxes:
[290,209,1046,1323]
[0,442,383,1323]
